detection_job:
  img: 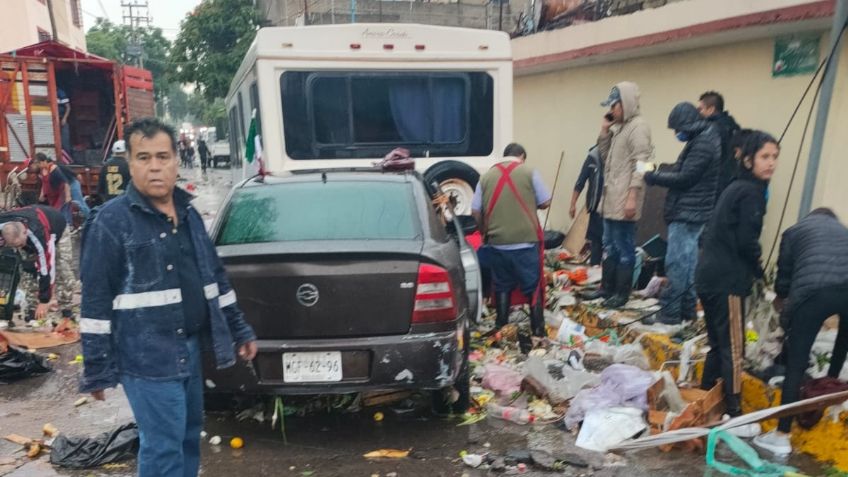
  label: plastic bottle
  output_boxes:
[486,403,535,424]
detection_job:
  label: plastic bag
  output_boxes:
[705,429,795,476]
[556,318,587,346]
[613,343,650,370]
[482,363,523,396]
[524,356,600,403]
[50,422,139,469]
[0,347,51,383]
[564,364,655,430]
[576,407,647,452]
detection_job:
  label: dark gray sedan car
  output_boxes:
[203,167,480,412]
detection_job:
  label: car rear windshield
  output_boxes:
[280,71,494,160]
[217,181,421,245]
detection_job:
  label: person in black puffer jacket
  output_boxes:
[753,208,848,456]
[644,101,720,324]
[696,130,779,420]
[698,91,741,197]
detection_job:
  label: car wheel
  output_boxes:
[423,161,480,216]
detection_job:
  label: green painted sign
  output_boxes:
[773,35,820,77]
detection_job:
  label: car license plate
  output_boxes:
[283,352,343,383]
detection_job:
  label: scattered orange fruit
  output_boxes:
[229,437,243,449]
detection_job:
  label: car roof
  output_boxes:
[238,168,422,188]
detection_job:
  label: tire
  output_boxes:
[423,161,480,216]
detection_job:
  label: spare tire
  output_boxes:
[424,161,480,216]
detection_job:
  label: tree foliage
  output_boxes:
[85,19,172,115]
[168,0,260,101]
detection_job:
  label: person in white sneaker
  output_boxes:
[754,207,848,457]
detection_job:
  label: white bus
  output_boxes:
[225,23,512,214]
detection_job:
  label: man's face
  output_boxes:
[128,131,178,201]
[697,100,715,118]
[610,101,624,123]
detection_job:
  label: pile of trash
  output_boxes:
[3,422,138,469]
[462,245,848,474]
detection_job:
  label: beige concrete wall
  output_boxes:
[514,33,848,266]
[0,0,86,53]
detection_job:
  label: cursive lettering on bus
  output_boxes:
[361,28,411,40]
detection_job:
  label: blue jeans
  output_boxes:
[490,245,541,297]
[120,336,203,477]
[659,221,704,323]
[602,219,636,266]
[69,179,90,218]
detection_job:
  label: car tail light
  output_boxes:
[413,264,456,324]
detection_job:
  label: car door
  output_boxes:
[449,217,481,324]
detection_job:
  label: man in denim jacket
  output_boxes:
[79,117,257,477]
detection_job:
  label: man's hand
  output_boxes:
[91,390,106,401]
[569,203,577,219]
[601,115,613,134]
[35,303,49,321]
[238,341,257,361]
[624,195,637,219]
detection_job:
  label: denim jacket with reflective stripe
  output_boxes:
[79,184,256,393]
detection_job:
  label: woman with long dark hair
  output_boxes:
[695,131,779,427]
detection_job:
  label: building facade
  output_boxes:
[511,0,847,267]
[0,0,87,53]
[257,0,520,32]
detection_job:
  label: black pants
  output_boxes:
[700,292,746,415]
[587,211,603,266]
[777,286,848,432]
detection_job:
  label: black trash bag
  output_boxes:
[543,230,565,250]
[0,347,51,383]
[50,422,139,469]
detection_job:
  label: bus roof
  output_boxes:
[228,24,511,97]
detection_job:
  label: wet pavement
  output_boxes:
[0,167,830,476]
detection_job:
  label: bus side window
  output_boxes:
[250,82,261,135]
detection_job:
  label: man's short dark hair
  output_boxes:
[809,207,837,219]
[35,152,52,163]
[503,143,527,159]
[699,91,725,113]
[123,117,178,155]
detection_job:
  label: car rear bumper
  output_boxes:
[202,326,465,395]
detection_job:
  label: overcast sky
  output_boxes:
[80,0,203,39]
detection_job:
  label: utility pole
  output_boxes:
[351,0,357,23]
[798,0,848,219]
[303,0,310,25]
[498,0,504,31]
[46,0,59,41]
[122,0,151,69]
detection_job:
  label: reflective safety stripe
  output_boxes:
[113,289,182,310]
[79,318,111,335]
[204,283,220,300]
[219,290,236,308]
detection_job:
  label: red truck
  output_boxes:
[0,41,154,205]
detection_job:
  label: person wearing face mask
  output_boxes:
[643,102,721,325]
[695,131,779,426]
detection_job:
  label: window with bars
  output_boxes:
[70,0,83,28]
[37,28,52,42]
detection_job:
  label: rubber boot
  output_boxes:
[603,263,634,309]
[528,290,546,338]
[583,258,615,300]
[495,292,511,328]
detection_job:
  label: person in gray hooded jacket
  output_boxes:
[644,102,720,324]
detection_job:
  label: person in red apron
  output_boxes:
[472,143,552,337]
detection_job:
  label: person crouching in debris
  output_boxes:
[695,131,779,419]
[569,145,604,266]
[472,143,552,337]
[79,118,257,477]
[590,82,652,308]
[0,204,76,326]
[752,207,848,455]
[643,102,721,325]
